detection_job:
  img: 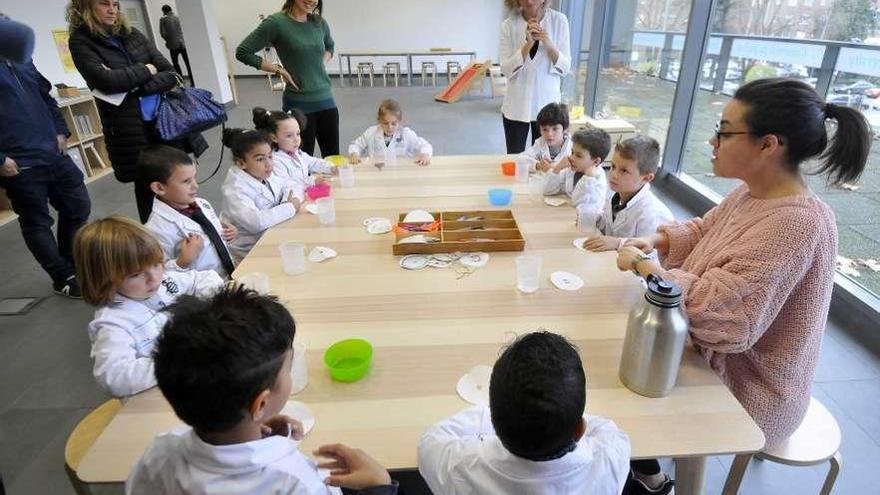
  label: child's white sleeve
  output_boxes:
[145,221,186,273]
[166,269,225,298]
[223,188,296,235]
[306,155,334,175]
[576,175,607,216]
[90,321,157,397]
[543,169,567,195]
[499,19,525,79]
[584,415,632,492]
[348,128,371,157]
[403,128,432,158]
[418,406,492,494]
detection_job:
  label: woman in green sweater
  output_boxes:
[236,0,339,157]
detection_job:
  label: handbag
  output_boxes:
[156,76,227,141]
[138,93,161,122]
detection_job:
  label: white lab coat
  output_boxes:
[418,406,631,495]
[221,167,297,262]
[516,135,573,173]
[544,166,608,214]
[273,149,333,194]
[596,183,675,239]
[348,125,433,160]
[500,9,571,123]
[145,197,233,278]
[88,270,224,397]
[126,426,342,495]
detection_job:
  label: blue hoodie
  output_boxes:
[0,60,70,169]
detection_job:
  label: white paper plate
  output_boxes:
[308,246,337,263]
[458,252,490,268]
[400,255,428,270]
[303,203,318,215]
[365,219,392,234]
[572,237,589,251]
[456,365,492,406]
[550,271,584,291]
[362,217,388,227]
[543,196,567,207]
[279,400,315,441]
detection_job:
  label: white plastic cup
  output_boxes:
[515,254,541,293]
[238,272,269,294]
[515,160,530,183]
[384,147,397,167]
[290,342,308,394]
[370,148,385,168]
[529,174,546,202]
[279,241,307,275]
[316,197,336,225]
[338,164,355,187]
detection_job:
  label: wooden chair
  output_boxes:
[421,62,437,87]
[65,399,123,495]
[721,397,842,495]
[446,61,461,83]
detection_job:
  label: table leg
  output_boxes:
[347,57,352,85]
[407,55,413,86]
[338,55,345,87]
[674,457,707,495]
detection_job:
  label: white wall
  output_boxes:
[218,0,508,76]
[0,0,86,88]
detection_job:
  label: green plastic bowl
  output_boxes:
[323,339,373,382]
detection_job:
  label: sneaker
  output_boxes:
[53,275,82,299]
[623,469,675,495]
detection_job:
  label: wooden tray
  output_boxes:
[392,210,525,255]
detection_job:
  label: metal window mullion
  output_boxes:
[584,0,612,116]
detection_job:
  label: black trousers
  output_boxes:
[297,106,340,157]
[170,47,194,84]
[502,115,539,153]
[0,156,91,283]
[134,179,154,224]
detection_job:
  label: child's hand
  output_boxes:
[415,154,430,166]
[261,414,304,440]
[314,443,392,490]
[583,235,619,252]
[177,233,204,268]
[288,192,303,210]
[221,221,237,242]
[349,153,361,165]
[536,158,552,172]
[314,175,327,185]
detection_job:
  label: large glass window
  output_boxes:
[679,0,880,298]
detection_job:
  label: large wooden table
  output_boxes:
[78,155,764,493]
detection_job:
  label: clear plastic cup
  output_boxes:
[529,174,546,202]
[370,149,385,168]
[515,160,530,183]
[338,164,355,188]
[238,272,269,294]
[316,197,336,225]
[515,254,541,293]
[279,241,307,275]
[384,147,398,167]
[290,342,308,394]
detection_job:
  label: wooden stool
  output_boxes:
[357,62,375,87]
[721,397,842,495]
[421,61,437,87]
[446,61,461,83]
[383,62,401,87]
[65,399,123,495]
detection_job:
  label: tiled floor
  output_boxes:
[0,79,877,494]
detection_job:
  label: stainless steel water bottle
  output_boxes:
[619,274,689,398]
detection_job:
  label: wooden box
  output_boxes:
[392,210,525,256]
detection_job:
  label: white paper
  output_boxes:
[308,246,337,263]
[91,89,127,106]
[304,204,318,215]
[279,400,315,443]
[456,365,493,406]
[551,271,585,291]
[543,196,567,207]
[572,237,589,251]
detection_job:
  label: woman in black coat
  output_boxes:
[67,0,183,222]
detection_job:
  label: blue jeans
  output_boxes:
[0,155,91,283]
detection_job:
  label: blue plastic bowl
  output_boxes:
[488,188,513,206]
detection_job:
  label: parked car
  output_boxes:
[864,87,880,98]
[832,80,874,94]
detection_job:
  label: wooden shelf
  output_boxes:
[0,209,17,228]
[84,167,114,184]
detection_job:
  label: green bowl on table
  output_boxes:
[323,338,373,382]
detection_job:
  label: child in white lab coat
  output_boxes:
[126,285,400,495]
[253,106,336,195]
[74,216,224,397]
[418,331,631,495]
[221,128,301,261]
[141,145,237,278]
[515,102,573,173]
[349,99,433,166]
[582,135,674,252]
[543,128,611,228]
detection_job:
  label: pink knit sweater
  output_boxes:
[658,184,836,448]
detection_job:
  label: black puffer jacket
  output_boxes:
[69,26,184,183]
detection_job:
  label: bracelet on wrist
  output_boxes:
[630,253,651,274]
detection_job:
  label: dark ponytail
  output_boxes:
[252,106,307,137]
[734,78,870,186]
[222,128,271,161]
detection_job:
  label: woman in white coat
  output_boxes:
[499,0,571,153]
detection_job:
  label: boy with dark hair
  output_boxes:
[417,331,630,494]
[516,102,573,173]
[544,128,611,225]
[583,135,674,252]
[126,286,398,495]
[141,145,237,278]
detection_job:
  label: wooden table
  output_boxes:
[78,155,764,493]
[338,50,477,86]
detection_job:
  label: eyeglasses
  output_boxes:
[713,122,756,142]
